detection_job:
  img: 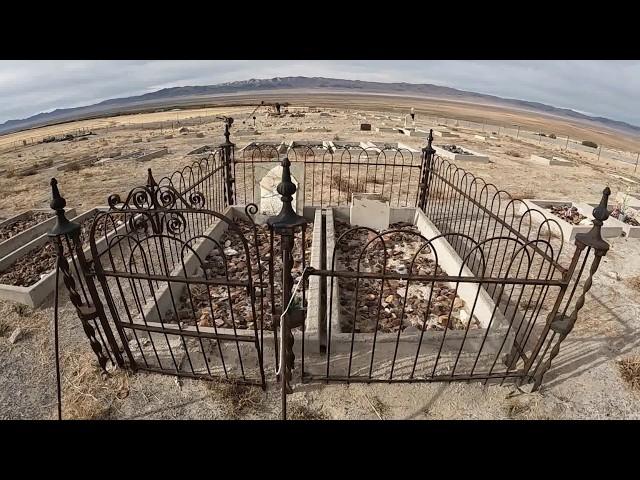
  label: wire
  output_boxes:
[53,261,62,421]
[274,266,308,378]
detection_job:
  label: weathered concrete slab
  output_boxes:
[530,154,575,167]
[135,148,168,162]
[350,193,390,231]
[433,145,490,164]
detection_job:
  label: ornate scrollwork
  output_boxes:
[164,211,187,236]
[157,187,177,209]
[128,214,151,234]
[188,191,206,209]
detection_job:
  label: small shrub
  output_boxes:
[617,356,640,391]
[506,150,522,158]
[582,140,598,149]
[549,133,556,139]
[333,134,340,142]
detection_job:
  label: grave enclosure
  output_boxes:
[42,122,613,418]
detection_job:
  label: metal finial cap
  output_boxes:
[592,187,611,224]
[48,177,80,237]
[50,178,66,211]
[146,168,158,188]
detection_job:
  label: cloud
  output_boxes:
[0,60,638,126]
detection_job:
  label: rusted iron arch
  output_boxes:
[242,144,280,163]
[176,233,254,381]
[517,207,566,247]
[331,225,390,272]
[459,235,532,278]
[355,228,443,278]
[535,219,565,261]
[176,236,232,377]
[287,145,316,163]
[243,203,268,344]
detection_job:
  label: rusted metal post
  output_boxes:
[528,187,611,390]
[48,178,124,370]
[221,117,235,206]
[418,129,435,211]
[267,157,308,419]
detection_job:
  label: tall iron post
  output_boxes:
[221,117,235,206]
[419,129,436,212]
[267,157,308,419]
[524,187,611,390]
[48,178,123,370]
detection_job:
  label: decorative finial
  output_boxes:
[266,157,308,229]
[223,117,234,144]
[592,187,611,226]
[48,178,80,237]
[574,186,610,253]
[50,178,66,211]
[146,168,158,188]
[424,129,435,154]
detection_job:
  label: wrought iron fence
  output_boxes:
[46,120,611,419]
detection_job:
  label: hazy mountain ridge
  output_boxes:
[2,76,638,136]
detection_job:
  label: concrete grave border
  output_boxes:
[518,199,624,243]
[0,208,76,260]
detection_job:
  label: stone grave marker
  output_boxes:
[350,193,390,231]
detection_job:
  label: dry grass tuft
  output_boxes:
[207,380,264,418]
[287,402,326,420]
[330,174,365,197]
[61,350,130,420]
[617,356,640,391]
[626,276,640,293]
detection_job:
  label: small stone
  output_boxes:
[224,240,232,247]
[396,265,408,275]
[385,294,395,304]
[223,248,238,256]
[8,327,22,344]
[607,271,620,281]
[453,298,465,309]
[437,315,449,326]
[458,310,470,325]
[198,312,211,327]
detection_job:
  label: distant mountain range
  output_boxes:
[2,76,638,136]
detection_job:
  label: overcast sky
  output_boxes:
[0,60,638,126]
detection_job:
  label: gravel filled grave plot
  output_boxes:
[0,211,53,241]
[440,144,473,155]
[0,211,124,287]
[611,207,640,226]
[333,220,479,334]
[167,219,313,331]
[548,205,589,225]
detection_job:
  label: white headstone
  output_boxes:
[350,193,390,231]
[259,165,299,216]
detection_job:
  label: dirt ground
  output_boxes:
[1,95,639,420]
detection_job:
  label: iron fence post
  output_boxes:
[418,129,435,211]
[222,117,235,206]
[267,157,308,419]
[527,187,611,390]
[48,178,124,370]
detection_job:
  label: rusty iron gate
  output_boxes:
[48,120,612,419]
